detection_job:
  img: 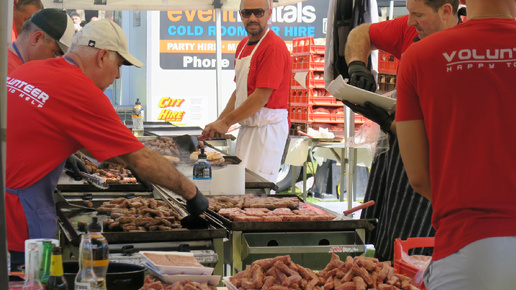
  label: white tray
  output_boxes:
[327,75,397,114]
[140,251,214,276]
[148,267,221,285]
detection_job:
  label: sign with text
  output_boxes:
[159,0,329,70]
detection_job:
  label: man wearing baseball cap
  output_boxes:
[6,19,209,270]
[8,8,75,74]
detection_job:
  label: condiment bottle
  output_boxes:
[88,217,109,290]
[40,240,55,285]
[131,98,144,137]
[23,243,44,290]
[193,149,212,194]
[46,246,68,290]
[75,235,98,290]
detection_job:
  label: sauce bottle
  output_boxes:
[46,246,68,290]
[131,99,144,137]
[87,217,109,290]
[75,235,98,290]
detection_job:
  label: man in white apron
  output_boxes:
[201,0,291,183]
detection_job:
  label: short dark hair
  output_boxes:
[15,0,44,11]
[423,0,459,15]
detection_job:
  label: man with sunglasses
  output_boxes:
[201,0,291,183]
[8,8,75,74]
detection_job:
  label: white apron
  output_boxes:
[234,30,289,183]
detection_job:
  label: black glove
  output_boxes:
[186,188,209,216]
[343,101,395,134]
[348,61,377,92]
[64,155,88,181]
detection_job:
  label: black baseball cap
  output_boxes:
[30,9,75,53]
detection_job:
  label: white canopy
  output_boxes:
[42,0,307,11]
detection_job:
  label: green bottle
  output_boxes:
[40,241,55,285]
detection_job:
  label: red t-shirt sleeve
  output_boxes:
[395,45,423,121]
[369,15,417,59]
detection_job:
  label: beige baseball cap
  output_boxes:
[71,19,143,67]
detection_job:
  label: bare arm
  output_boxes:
[396,120,431,200]
[202,87,273,139]
[345,23,377,65]
[109,147,197,200]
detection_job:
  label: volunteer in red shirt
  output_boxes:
[8,8,75,75]
[397,0,516,287]
[6,19,209,270]
[11,0,43,42]
[342,0,460,262]
[201,0,291,183]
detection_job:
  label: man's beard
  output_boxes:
[246,22,264,37]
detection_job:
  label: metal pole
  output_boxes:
[215,9,223,117]
[1,0,13,287]
[389,0,394,20]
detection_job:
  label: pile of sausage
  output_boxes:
[141,137,181,164]
[98,197,184,232]
[229,254,414,290]
[218,207,335,222]
[139,276,216,290]
[207,194,300,211]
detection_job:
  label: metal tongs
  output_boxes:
[154,185,225,230]
[65,169,109,190]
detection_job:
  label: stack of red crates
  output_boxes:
[289,37,366,136]
[378,51,399,92]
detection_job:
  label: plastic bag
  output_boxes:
[346,119,389,158]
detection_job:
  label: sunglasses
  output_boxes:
[240,8,268,18]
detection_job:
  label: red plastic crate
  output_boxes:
[290,71,325,89]
[394,237,434,290]
[290,105,344,123]
[292,54,325,72]
[290,89,343,106]
[378,51,400,75]
[292,37,325,56]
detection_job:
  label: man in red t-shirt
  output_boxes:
[397,0,516,287]
[341,0,460,262]
[8,8,75,75]
[11,0,43,42]
[7,19,209,270]
[201,0,291,182]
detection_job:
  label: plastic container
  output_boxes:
[88,217,109,290]
[289,89,343,106]
[291,54,325,72]
[378,51,400,75]
[290,71,326,89]
[292,37,325,56]
[193,149,212,194]
[131,99,144,137]
[394,237,435,290]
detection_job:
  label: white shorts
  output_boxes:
[424,236,516,290]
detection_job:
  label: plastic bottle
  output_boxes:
[23,243,44,290]
[40,240,55,285]
[46,246,68,290]
[75,235,98,290]
[131,98,144,137]
[193,149,212,194]
[88,217,109,290]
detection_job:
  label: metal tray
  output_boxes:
[56,194,228,246]
[209,208,375,232]
[205,195,375,232]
